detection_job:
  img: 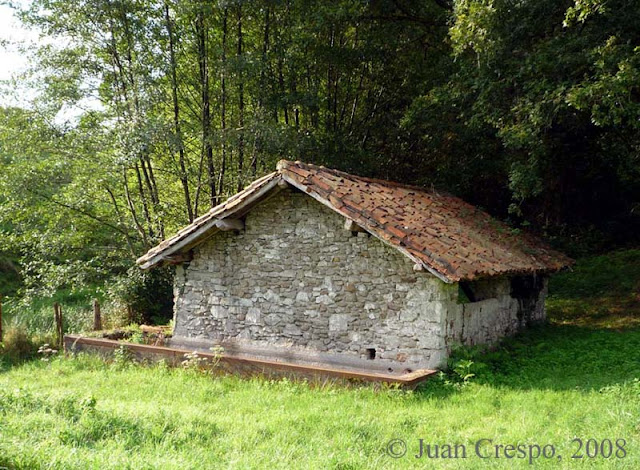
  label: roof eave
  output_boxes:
[137,174,284,270]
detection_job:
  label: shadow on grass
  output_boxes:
[484,322,640,389]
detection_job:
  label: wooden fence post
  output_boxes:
[0,294,3,343]
[54,302,63,349]
[127,304,134,325]
[93,299,102,331]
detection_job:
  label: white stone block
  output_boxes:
[329,314,350,332]
[246,308,261,324]
[296,291,310,302]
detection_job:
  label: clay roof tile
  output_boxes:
[137,160,573,281]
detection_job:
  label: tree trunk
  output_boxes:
[253,5,271,176]
[165,1,193,222]
[134,163,155,239]
[106,185,137,257]
[236,4,245,192]
[218,7,228,199]
[196,2,216,207]
[123,167,150,248]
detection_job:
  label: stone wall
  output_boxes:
[171,187,548,371]
[172,187,455,370]
[444,277,548,347]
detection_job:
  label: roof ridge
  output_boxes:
[277,159,444,195]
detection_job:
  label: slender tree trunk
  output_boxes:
[106,186,137,258]
[134,163,154,239]
[196,3,216,207]
[218,7,228,198]
[306,64,318,128]
[278,57,288,125]
[236,4,245,192]
[193,150,206,218]
[326,26,336,132]
[111,0,163,238]
[165,1,193,222]
[118,0,163,235]
[252,5,270,176]
[123,168,150,248]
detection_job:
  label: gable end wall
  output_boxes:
[172,188,455,370]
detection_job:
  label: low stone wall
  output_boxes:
[444,278,548,347]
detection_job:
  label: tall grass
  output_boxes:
[0,288,128,360]
[3,291,91,336]
[1,286,135,335]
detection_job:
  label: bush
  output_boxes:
[108,266,174,325]
[443,344,492,387]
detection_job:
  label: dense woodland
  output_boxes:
[0,0,639,306]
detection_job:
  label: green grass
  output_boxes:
[1,287,118,338]
[547,249,640,329]
[0,249,639,469]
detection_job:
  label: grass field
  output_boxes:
[1,250,639,469]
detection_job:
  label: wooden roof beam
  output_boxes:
[215,218,244,231]
[344,218,366,232]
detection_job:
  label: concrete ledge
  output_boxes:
[64,335,437,388]
[167,336,428,375]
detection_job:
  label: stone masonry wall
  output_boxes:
[444,277,548,347]
[172,187,456,370]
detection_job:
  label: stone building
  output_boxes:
[137,160,571,373]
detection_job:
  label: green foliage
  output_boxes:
[108,266,174,324]
[112,345,135,370]
[439,344,491,388]
[0,251,22,297]
[128,331,145,344]
[404,0,640,244]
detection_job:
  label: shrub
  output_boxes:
[1,326,39,360]
[181,346,225,375]
[108,266,174,325]
[442,344,492,388]
[112,345,135,369]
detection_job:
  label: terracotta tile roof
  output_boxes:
[138,160,572,282]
